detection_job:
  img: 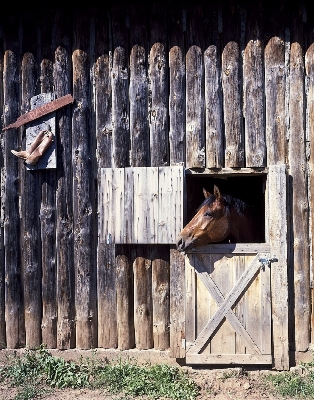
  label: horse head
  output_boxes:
[176,185,230,252]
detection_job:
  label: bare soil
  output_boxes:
[1,348,309,399]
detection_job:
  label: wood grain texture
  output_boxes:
[149,43,168,166]
[72,50,96,348]
[265,37,287,165]
[21,52,42,348]
[186,46,205,168]
[130,45,149,167]
[243,39,266,167]
[204,45,223,168]
[169,46,185,165]
[54,46,75,349]
[2,50,25,349]
[268,164,289,370]
[290,42,310,352]
[170,248,185,358]
[222,42,244,167]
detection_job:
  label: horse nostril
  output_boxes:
[176,237,183,250]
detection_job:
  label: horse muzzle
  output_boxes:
[176,235,194,252]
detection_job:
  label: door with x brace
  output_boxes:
[185,244,274,365]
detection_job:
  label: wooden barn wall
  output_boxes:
[0,0,312,357]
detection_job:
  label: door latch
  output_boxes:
[259,256,278,269]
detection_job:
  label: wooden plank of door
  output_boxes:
[188,254,262,354]
[189,254,262,355]
[186,353,272,364]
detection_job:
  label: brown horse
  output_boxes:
[176,185,260,252]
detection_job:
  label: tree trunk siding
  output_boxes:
[169,249,185,358]
[95,55,112,169]
[186,46,205,168]
[130,45,149,167]
[152,246,170,350]
[169,46,185,166]
[21,53,42,348]
[204,45,223,168]
[2,50,24,349]
[133,246,153,349]
[116,246,135,350]
[289,42,310,352]
[112,47,129,168]
[265,37,287,165]
[72,50,96,349]
[243,39,266,167]
[97,244,118,348]
[222,42,244,168]
[149,43,168,167]
[54,46,75,349]
[306,44,314,346]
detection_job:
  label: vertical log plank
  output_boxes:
[130,45,149,167]
[0,43,4,348]
[21,53,42,348]
[152,246,170,350]
[265,37,287,165]
[243,39,265,167]
[149,43,168,166]
[186,46,205,168]
[269,164,289,370]
[54,47,75,349]
[72,50,96,348]
[112,47,129,167]
[204,45,223,168]
[2,50,24,348]
[222,42,244,167]
[306,44,314,346]
[133,247,153,349]
[289,41,310,351]
[116,246,135,350]
[170,248,185,358]
[95,55,112,169]
[169,46,185,165]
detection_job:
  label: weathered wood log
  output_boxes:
[169,46,185,166]
[133,246,153,349]
[152,246,170,350]
[186,45,205,168]
[243,39,265,167]
[169,249,185,358]
[112,48,129,168]
[72,49,96,348]
[0,47,4,348]
[116,246,134,350]
[38,89,57,349]
[265,37,287,165]
[130,45,149,167]
[54,47,75,349]
[289,76,310,349]
[204,45,223,168]
[149,43,168,167]
[21,52,42,348]
[306,43,314,347]
[2,50,24,349]
[222,41,244,167]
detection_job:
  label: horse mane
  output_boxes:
[197,193,252,218]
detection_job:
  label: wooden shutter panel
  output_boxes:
[100,166,184,244]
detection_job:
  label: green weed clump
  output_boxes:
[266,360,314,398]
[0,344,199,400]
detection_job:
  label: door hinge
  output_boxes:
[259,256,278,269]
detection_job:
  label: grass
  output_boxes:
[0,344,199,400]
[265,360,314,398]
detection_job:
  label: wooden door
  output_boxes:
[185,244,272,364]
[183,164,289,369]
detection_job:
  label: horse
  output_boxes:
[176,185,260,252]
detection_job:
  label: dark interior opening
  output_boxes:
[185,173,266,243]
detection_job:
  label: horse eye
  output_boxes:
[204,211,212,217]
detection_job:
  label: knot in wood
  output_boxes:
[224,68,230,76]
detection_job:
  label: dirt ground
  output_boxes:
[1,348,311,399]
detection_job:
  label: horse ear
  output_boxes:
[203,188,212,198]
[213,185,221,198]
